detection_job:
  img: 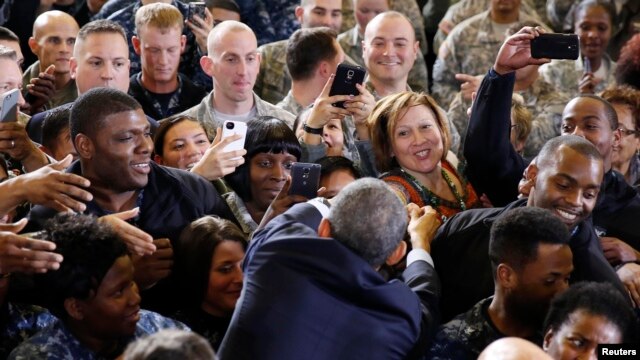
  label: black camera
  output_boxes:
[225,122,235,129]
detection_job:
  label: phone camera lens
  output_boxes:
[303,168,310,174]
[226,122,235,129]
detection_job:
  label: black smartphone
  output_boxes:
[329,63,366,108]
[530,33,580,60]
[288,162,321,199]
[188,2,207,24]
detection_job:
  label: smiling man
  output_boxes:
[28,88,234,313]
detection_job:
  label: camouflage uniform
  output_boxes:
[427,297,505,360]
[0,303,56,359]
[447,76,569,157]
[365,80,461,155]
[91,0,133,20]
[341,0,428,55]
[276,90,305,116]
[254,39,360,105]
[338,26,430,93]
[433,0,549,55]
[128,73,207,120]
[9,310,188,360]
[22,61,78,110]
[107,0,212,91]
[538,55,617,99]
[432,10,542,109]
[179,91,296,141]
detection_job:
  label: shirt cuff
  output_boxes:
[407,248,434,268]
[307,197,330,218]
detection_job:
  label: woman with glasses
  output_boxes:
[601,86,640,189]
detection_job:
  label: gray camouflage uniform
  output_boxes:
[180,91,296,141]
[538,56,617,99]
[338,26,429,93]
[433,0,549,53]
[432,10,542,109]
[447,76,569,158]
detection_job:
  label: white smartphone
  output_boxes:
[221,121,247,159]
[0,89,20,123]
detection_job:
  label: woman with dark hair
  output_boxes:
[539,0,617,96]
[173,216,247,351]
[153,114,246,180]
[543,282,637,359]
[615,33,640,90]
[221,116,302,235]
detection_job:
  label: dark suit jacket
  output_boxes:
[218,202,440,360]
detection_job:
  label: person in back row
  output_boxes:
[180,20,295,141]
[129,3,206,120]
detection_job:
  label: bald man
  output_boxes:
[23,10,80,112]
[478,338,552,360]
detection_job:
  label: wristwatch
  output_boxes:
[303,122,323,135]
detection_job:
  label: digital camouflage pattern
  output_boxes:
[538,55,617,99]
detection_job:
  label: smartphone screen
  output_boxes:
[530,33,579,60]
[329,63,366,108]
[221,121,247,159]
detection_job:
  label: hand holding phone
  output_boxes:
[188,2,207,25]
[329,63,366,108]
[288,162,321,199]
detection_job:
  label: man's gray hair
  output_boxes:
[327,178,407,267]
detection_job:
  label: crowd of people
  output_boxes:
[0,0,639,359]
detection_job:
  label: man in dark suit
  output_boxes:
[218,178,441,360]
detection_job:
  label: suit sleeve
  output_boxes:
[463,69,526,207]
[401,259,441,356]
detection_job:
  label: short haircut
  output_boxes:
[565,94,619,130]
[544,282,638,343]
[316,156,362,180]
[600,85,640,134]
[0,26,19,42]
[537,135,603,170]
[224,116,301,201]
[135,2,184,35]
[207,20,254,56]
[286,27,339,81]
[489,207,570,275]
[573,0,616,31]
[70,87,142,141]
[175,216,247,309]
[75,19,127,56]
[124,329,217,360]
[615,33,640,89]
[153,115,204,157]
[364,11,414,42]
[511,94,532,144]
[0,44,17,61]
[327,178,407,267]
[42,105,71,152]
[205,0,240,13]
[38,213,128,319]
[368,91,451,172]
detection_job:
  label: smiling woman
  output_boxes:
[368,91,480,221]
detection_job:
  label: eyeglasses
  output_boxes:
[619,127,639,137]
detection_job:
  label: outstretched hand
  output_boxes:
[0,219,63,274]
[493,26,550,75]
[257,176,309,231]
